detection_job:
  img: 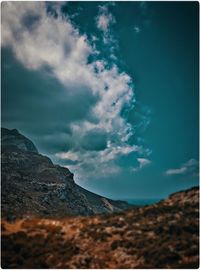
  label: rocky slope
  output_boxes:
[1,128,130,219]
[1,186,199,269]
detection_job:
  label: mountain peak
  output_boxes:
[1,127,38,153]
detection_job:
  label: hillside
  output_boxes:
[1,186,199,269]
[1,127,130,219]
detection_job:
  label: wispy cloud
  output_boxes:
[96,13,113,33]
[165,167,187,175]
[139,2,148,16]
[134,26,141,33]
[95,4,115,44]
[131,158,151,172]
[165,159,199,178]
[138,158,151,167]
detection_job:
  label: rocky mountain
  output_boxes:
[1,186,199,269]
[1,128,130,219]
[2,128,38,153]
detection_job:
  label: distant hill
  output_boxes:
[1,127,131,219]
[1,186,199,268]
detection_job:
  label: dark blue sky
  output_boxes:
[1,2,199,199]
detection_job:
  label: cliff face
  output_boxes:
[1,128,130,219]
[1,186,199,269]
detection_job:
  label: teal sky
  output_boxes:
[1,1,199,199]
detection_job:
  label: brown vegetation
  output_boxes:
[1,187,199,269]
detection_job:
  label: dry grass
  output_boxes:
[1,187,199,269]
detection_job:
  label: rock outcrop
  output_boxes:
[1,128,130,219]
[1,186,199,269]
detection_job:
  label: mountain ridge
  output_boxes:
[1,127,131,219]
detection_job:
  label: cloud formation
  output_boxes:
[165,159,199,178]
[131,158,151,172]
[96,11,114,33]
[2,2,92,86]
[2,2,149,180]
[95,4,115,44]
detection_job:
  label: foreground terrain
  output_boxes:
[2,186,199,269]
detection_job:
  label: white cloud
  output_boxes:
[165,167,187,175]
[137,158,151,167]
[55,151,80,162]
[165,159,199,177]
[2,2,148,180]
[97,13,113,33]
[2,2,92,87]
[95,5,115,44]
[131,158,151,172]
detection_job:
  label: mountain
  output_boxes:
[1,127,131,219]
[1,186,199,269]
[2,127,38,153]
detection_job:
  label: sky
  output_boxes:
[1,1,199,199]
